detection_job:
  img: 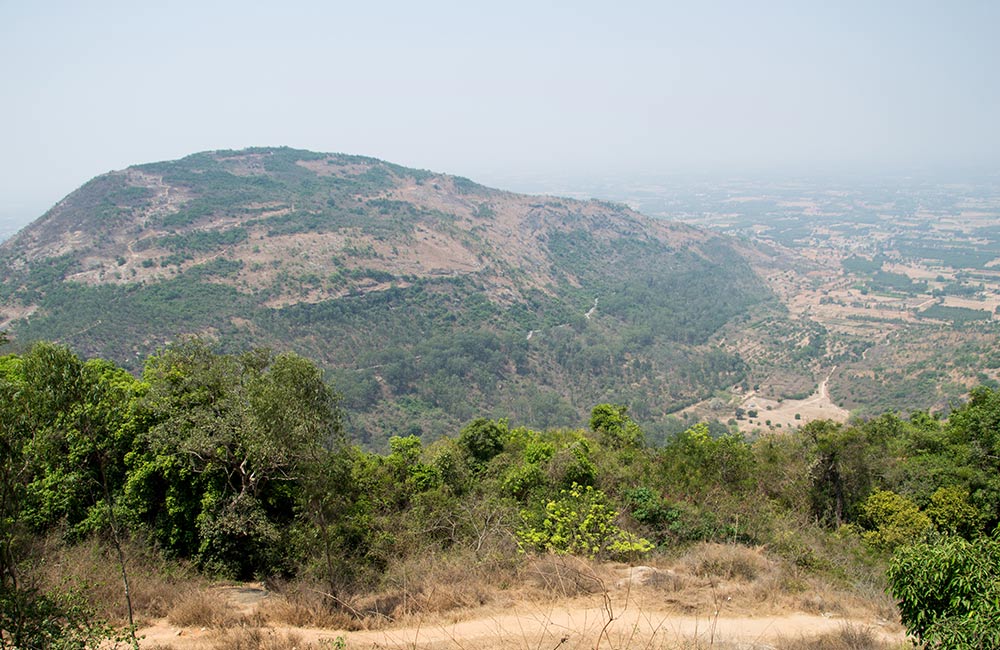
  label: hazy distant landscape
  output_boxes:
[514,173,1000,419]
[4,2,999,648]
[0,215,26,243]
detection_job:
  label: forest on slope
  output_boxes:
[2,339,999,647]
[0,148,781,449]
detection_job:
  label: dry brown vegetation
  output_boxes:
[118,542,905,650]
[29,533,204,625]
[14,531,905,649]
[773,625,887,650]
[207,628,319,650]
[167,590,252,629]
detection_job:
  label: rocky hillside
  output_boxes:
[0,147,778,446]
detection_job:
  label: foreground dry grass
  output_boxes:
[126,545,907,650]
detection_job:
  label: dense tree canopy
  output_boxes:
[3,341,1000,643]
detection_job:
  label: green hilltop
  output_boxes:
[0,147,780,448]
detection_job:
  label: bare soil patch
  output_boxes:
[738,372,851,433]
[135,558,904,650]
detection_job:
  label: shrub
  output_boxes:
[210,628,317,650]
[458,418,507,467]
[681,542,770,581]
[590,403,643,448]
[167,589,241,628]
[774,623,883,650]
[517,483,652,560]
[856,490,931,551]
[925,485,982,536]
[0,584,121,649]
[887,534,1000,648]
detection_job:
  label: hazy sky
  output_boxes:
[2,1,998,224]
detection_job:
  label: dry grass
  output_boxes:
[209,628,326,650]
[31,533,204,624]
[313,616,901,650]
[253,554,618,632]
[353,550,498,624]
[255,542,895,633]
[774,623,903,650]
[519,554,616,598]
[679,543,771,582]
[257,579,357,630]
[57,536,896,650]
[133,547,906,650]
[166,589,246,628]
[602,543,900,626]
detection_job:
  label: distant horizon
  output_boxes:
[1,144,998,235]
[3,1,998,232]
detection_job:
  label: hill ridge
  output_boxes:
[0,147,778,446]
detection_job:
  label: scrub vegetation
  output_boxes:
[3,339,998,647]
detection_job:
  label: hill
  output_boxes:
[0,147,778,446]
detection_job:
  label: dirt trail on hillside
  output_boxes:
[735,367,851,433]
[137,589,905,649]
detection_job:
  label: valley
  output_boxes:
[524,172,1000,424]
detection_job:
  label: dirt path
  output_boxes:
[798,367,834,406]
[137,597,904,649]
[332,609,897,648]
[736,367,850,433]
[523,297,599,341]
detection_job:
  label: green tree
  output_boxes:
[295,444,372,606]
[458,418,507,468]
[857,490,932,551]
[945,386,1000,527]
[888,534,1000,648]
[805,420,880,526]
[500,428,555,501]
[660,423,755,494]
[590,403,643,448]
[0,344,143,537]
[926,485,982,537]
[0,347,124,648]
[135,340,342,577]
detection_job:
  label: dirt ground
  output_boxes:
[136,580,906,649]
[677,370,851,435]
[736,372,851,434]
[139,611,896,649]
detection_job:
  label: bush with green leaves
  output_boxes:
[926,485,982,537]
[590,403,643,448]
[517,483,652,560]
[0,583,123,650]
[887,534,1000,649]
[458,418,507,468]
[661,423,755,495]
[857,489,932,551]
[624,487,729,544]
